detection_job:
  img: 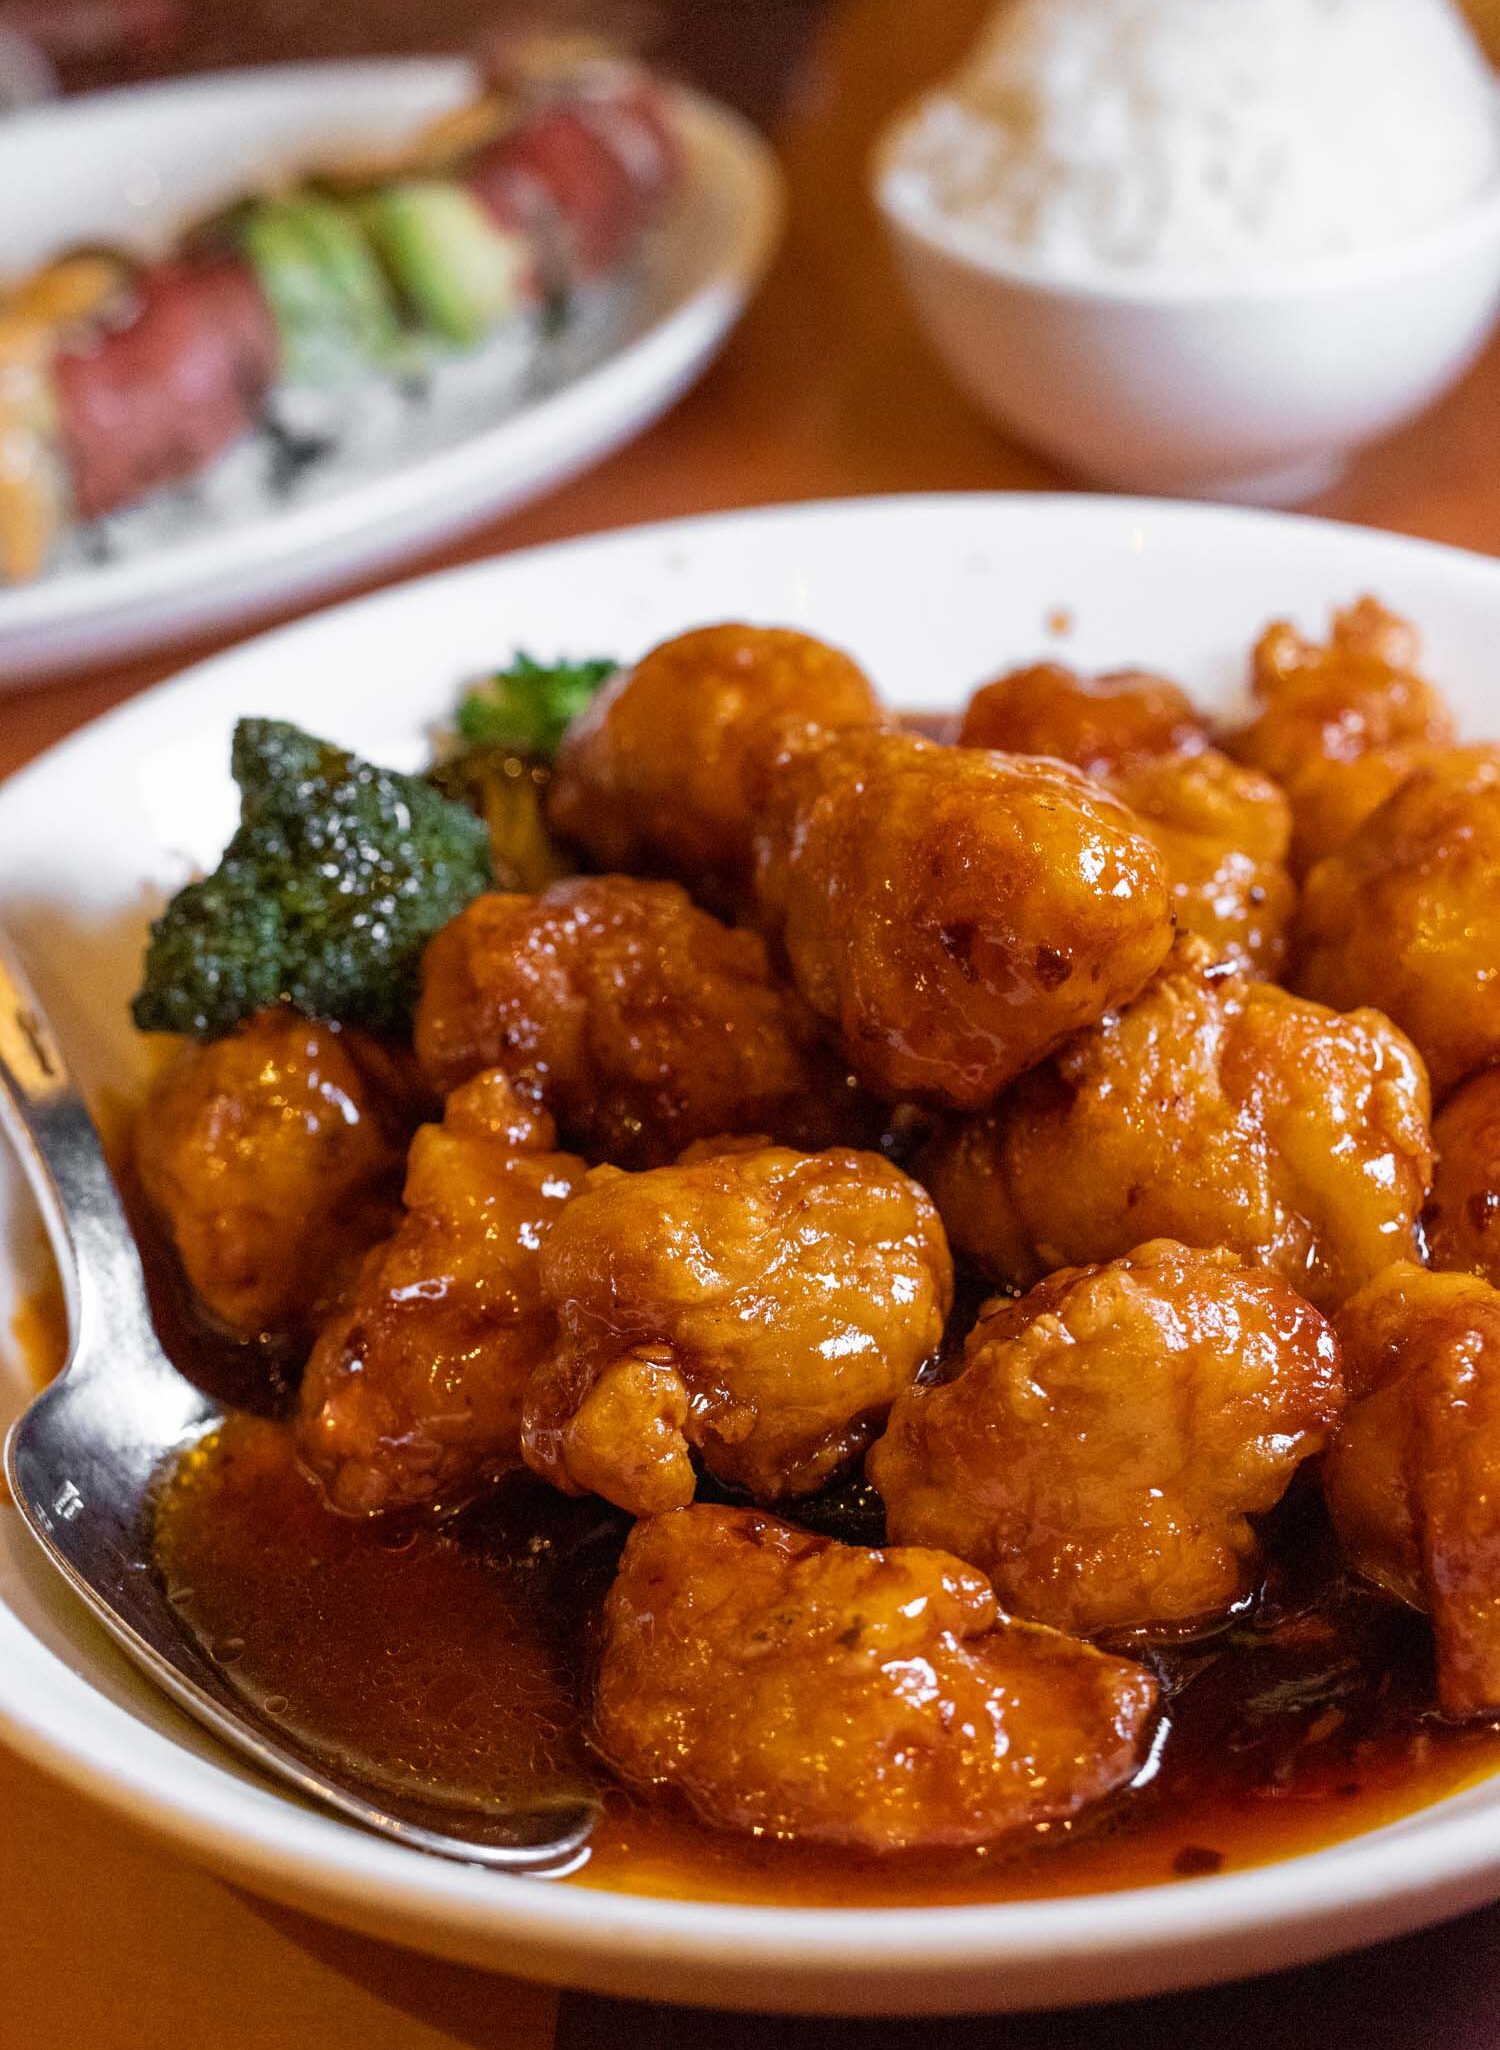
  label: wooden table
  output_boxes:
[8,2,1500,2042]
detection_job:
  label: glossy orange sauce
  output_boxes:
[147,1408,1500,1909]
[10,1272,66,1391]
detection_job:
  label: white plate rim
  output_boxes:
[6,491,1500,2012]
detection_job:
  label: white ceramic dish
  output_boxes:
[0,62,782,683]
[6,494,1500,2015]
[874,103,1500,507]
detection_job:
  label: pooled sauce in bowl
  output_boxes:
[147,1397,1500,1909]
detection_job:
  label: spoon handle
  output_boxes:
[0,926,159,1369]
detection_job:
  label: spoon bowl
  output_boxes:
[0,928,598,1875]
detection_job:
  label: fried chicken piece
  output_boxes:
[1325,1264,1500,1718]
[548,624,882,907]
[1107,749,1295,977]
[1271,744,1461,877]
[296,1071,585,1517]
[919,937,1432,1311]
[134,1008,413,1342]
[1294,751,1500,1099]
[871,1241,1342,1637]
[1225,598,1454,875]
[413,877,872,1169]
[591,1505,1159,1852]
[954,663,1292,977]
[522,1144,952,1515]
[752,727,1174,1109]
[957,661,1209,776]
[1428,1067,1500,1284]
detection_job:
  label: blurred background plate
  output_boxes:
[0,61,784,682]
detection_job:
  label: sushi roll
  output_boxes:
[0,51,681,582]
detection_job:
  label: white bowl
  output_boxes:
[9,494,1500,2014]
[874,114,1500,505]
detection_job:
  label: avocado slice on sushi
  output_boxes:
[359,181,531,350]
[239,194,401,387]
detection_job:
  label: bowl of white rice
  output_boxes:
[875,0,1500,502]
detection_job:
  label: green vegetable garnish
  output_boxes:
[238,194,403,386]
[133,717,493,1041]
[359,181,530,351]
[455,653,617,761]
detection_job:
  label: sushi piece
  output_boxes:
[234,193,404,388]
[0,253,133,579]
[54,256,280,522]
[359,182,534,351]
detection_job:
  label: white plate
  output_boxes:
[4,494,1500,2015]
[0,63,783,683]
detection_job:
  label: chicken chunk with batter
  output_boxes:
[752,727,1174,1109]
[591,1505,1159,1852]
[957,661,1209,775]
[1226,598,1454,875]
[414,877,872,1168]
[1294,751,1500,1099]
[1107,750,1295,978]
[955,661,1293,976]
[918,937,1432,1312]
[522,1144,952,1515]
[1270,742,1473,877]
[135,1008,414,1342]
[296,1071,585,1517]
[548,624,882,908]
[871,1241,1343,1637]
[1427,1066,1500,1283]
[1325,1265,1500,1719]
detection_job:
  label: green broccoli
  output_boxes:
[133,717,493,1040]
[455,652,616,761]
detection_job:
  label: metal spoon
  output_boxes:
[0,930,598,1874]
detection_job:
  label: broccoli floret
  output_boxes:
[133,717,493,1040]
[455,652,616,761]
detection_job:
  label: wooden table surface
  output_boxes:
[7,2,1500,2042]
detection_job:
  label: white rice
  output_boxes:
[885,0,1500,272]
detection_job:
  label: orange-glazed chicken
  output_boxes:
[752,726,1174,1109]
[919,937,1432,1313]
[1225,598,1455,875]
[956,661,1210,775]
[548,624,882,908]
[1325,1265,1500,1719]
[1106,750,1295,978]
[956,660,1294,976]
[521,1143,951,1515]
[591,1505,1160,1852]
[135,1008,414,1342]
[1427,1066,1500,1283]
[413,876,871,1168]
[1293,750,1500,1099]
[1275,741,1474,877]
[297,1071,586,1517]
[871,1241,1343,1638]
